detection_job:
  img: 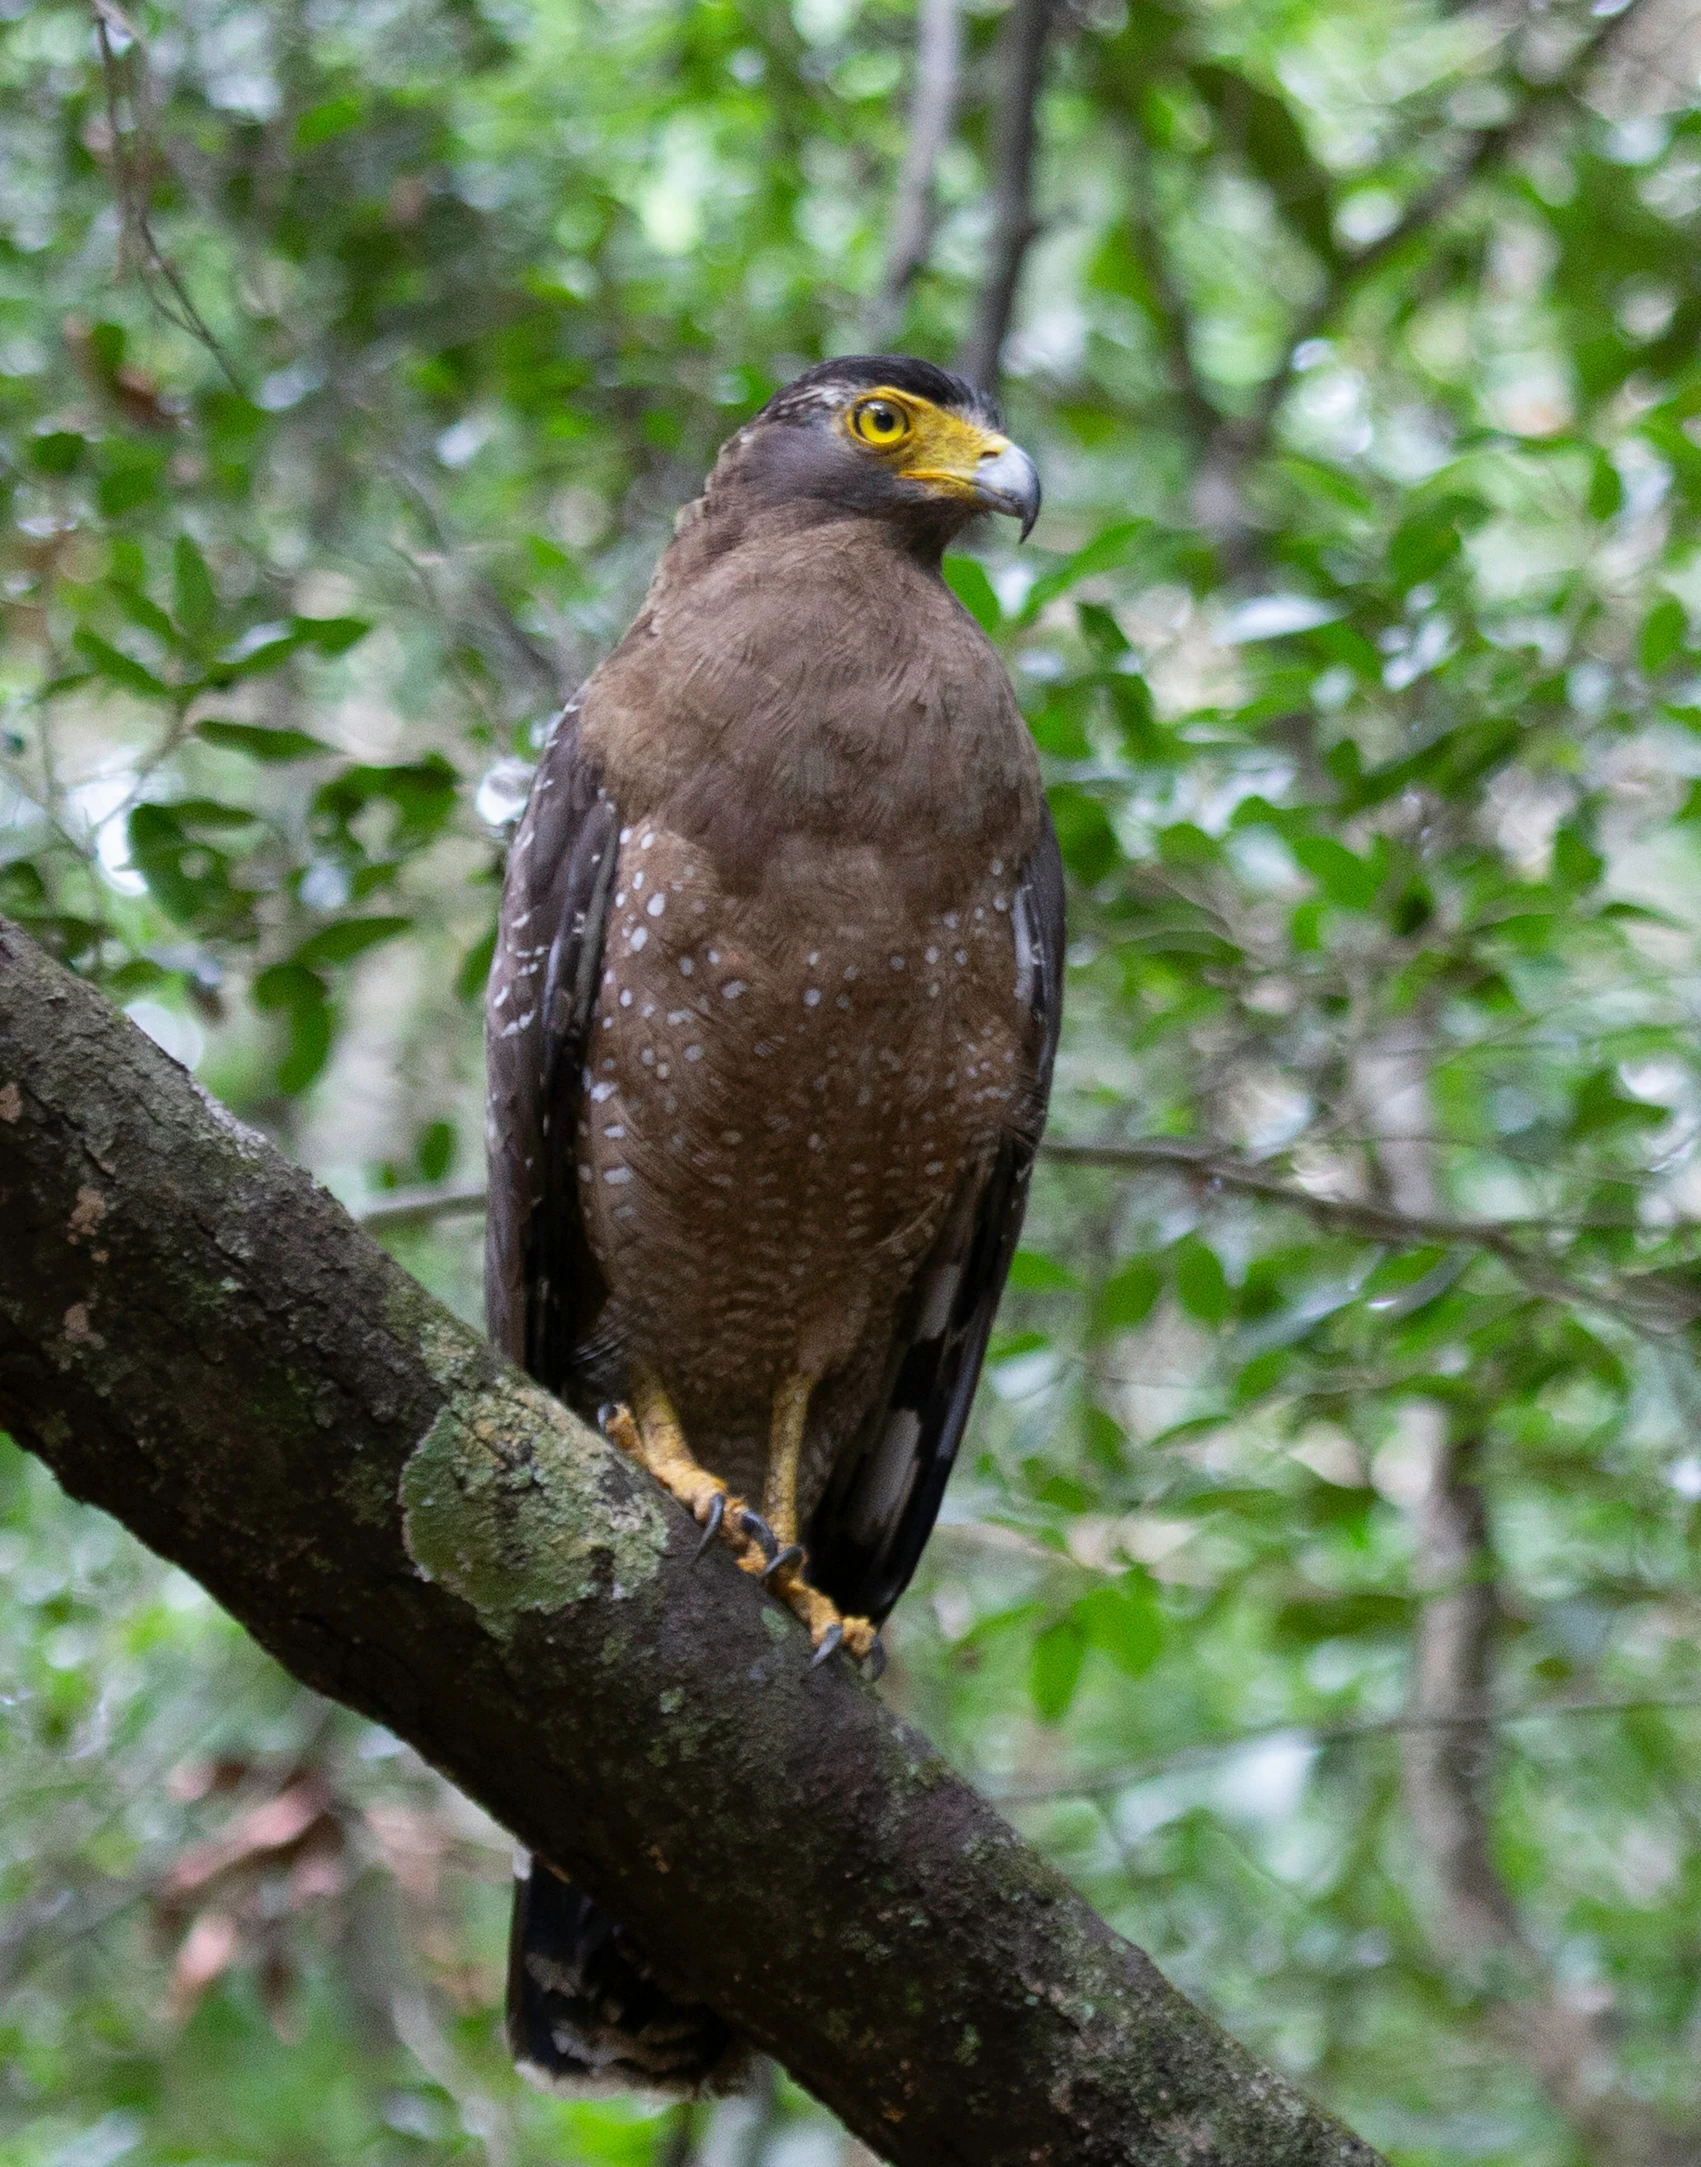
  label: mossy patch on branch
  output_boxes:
[399,1381,666,1640]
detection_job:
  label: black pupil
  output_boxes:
[866,403,897,435]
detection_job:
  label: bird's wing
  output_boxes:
[807,805,1066,1624]
[484,697,621,1405]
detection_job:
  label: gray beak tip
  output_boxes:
[975,443,1041,543]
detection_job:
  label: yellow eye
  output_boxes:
[851,397,912,447]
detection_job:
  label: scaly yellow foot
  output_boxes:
[764,1557,881,1667]
[603,1379,769,1574]
[761,1373,883,1673]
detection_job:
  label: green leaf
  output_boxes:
[1172,1236,1230,1324]
[1232,1348,1291,1404]
[293,614,372,657]
[1077,600,1129,657]
[127,804,243,926]
[1072,1574,1162,1678]
[1388,498,1472,589]
[29,429,85,477]
[1158,822,1218,870]
[1552,822,1604,890]
[417,1119,456,1182]
[1018,522,1150,624]
[1107,673,1161,759]
[1639,595,1689,675]
[1047,784,1119,886]
[98,457,162,517]
[217,627,302,679]
[173,537,218,644]
[291,916,412,969]
[455,924,497,1001]
[295,93,364,149]
[253,962,333,1095]
[195,720,335,762]
[1568,1068,1667,1141]
[110,583,182,649]
[73,630,171,700]
[1292,834,1384,910]
[1097,1256,1162,1331]
[943,556,1001,634]
[1008,1249,1083,1292]
[312,756,458,857]
[0,860,48,913]
[1588,452,1625,520]
[1029,1619,1087,1722]
[1029,683,1094,760]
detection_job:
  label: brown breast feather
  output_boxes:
[571,507,1045,1507]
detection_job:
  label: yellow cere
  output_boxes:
[843,388,1011,505]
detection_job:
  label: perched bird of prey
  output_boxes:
[485,355,1063,2093]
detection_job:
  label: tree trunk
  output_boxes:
[0,918,1384,2167]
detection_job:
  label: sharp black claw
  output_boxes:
[863,1635,887,1681]
[762,1543,805,1587]
[736,1508,778,1562]
[693,1490,726,1561]
[810,1622,844,1669]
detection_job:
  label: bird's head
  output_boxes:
[707,356,1041,556]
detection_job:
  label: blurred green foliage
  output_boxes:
[8,0,1701,2160]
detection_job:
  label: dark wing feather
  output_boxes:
[490,713,745,2097]
[808,805,1066,1624]
[484,696,621,1409]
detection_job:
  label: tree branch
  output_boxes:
[868,0,962,347]
[1242,0,1661,458]
[1043,1139,1700,1336]
[0,919,1384,2167]
[958,0,1057,392]
[1401,1427,1521,1951]
[1400,1423,1701,2167]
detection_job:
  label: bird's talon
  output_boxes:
[762,1543,805,1587]
[862,1634,887,1681]
[693,1489,726,1560]
[810,1621,844,1669]
[736,1507,778,1562]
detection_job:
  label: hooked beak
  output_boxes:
[973,441,1041,541]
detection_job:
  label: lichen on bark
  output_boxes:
[400,1380,666,1639]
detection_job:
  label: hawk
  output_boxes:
[485,355,1063,2093]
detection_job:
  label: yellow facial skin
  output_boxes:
[840,388,1013,504]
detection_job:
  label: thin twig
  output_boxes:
[987,1691,1701,1804]
[357,1181,488,1232]
[1045,1138,1619,1245]
[91,4,245,396]
[958,0,1057,391]
[869,0,962,346]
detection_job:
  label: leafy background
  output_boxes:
[7,0,1701,2160]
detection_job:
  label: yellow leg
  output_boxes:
[763,1375,811,1545]
[764,1374,880,1662]
[605,1365,766,1571]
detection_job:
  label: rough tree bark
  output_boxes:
[0,918,1384,2167]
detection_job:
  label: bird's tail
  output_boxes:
[506,1853,751,2098]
